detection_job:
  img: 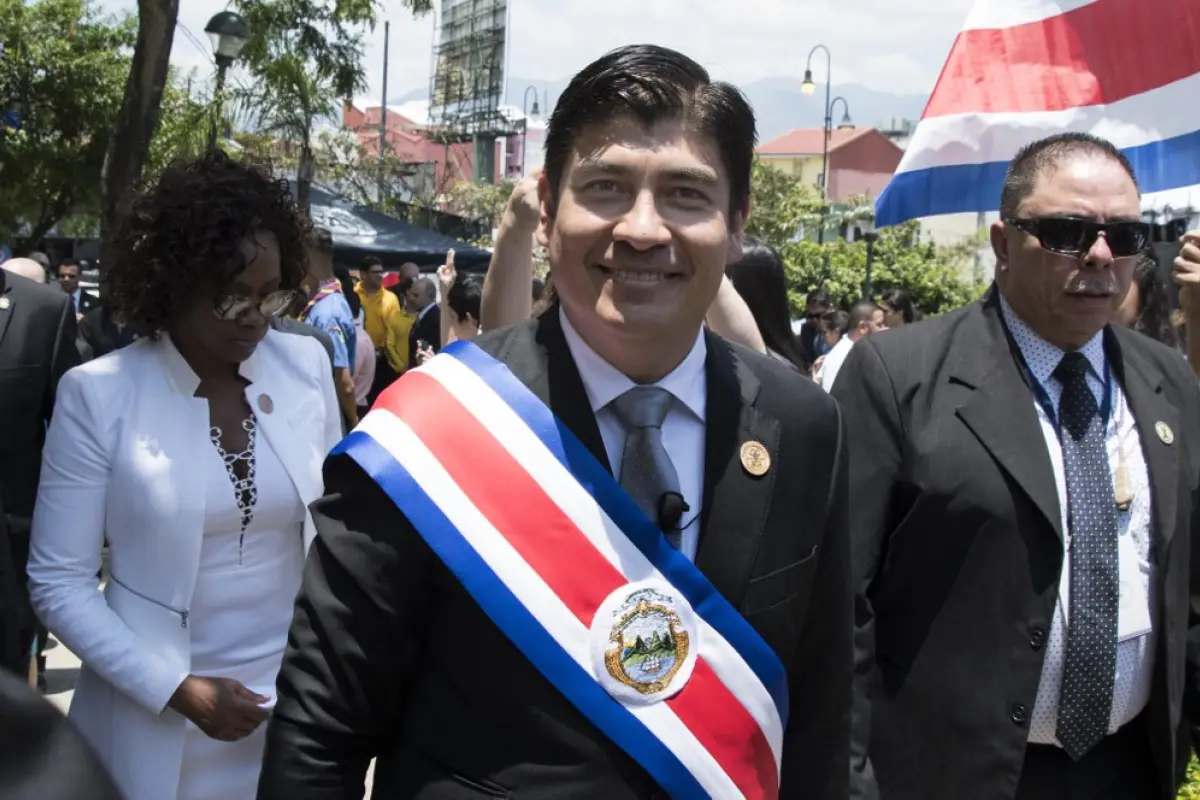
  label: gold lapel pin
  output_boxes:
[0,297,9,310]
[740,440,771,477]
[258,394,274,414]
[1155,421,1174,445]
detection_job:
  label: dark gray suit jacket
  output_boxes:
[258,308,852,799]
[834,287,1200,800]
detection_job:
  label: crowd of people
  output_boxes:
[0,42,1199,800]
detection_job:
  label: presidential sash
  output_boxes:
[333,341,788,799]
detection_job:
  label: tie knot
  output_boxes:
[611,386,673,430]
[1054,351,1090,384]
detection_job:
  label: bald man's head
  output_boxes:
[399,262,420,280]
[2,258,47,284]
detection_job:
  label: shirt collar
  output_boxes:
[998,292,1106,386]
[558,306,707,422]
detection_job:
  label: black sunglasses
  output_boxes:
[1003,216,1148,258]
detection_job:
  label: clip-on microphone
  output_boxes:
[657,491,690,534]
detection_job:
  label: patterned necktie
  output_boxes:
[611,387,683,549]
[1053,352,1119,760]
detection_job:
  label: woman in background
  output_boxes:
[880,287,919,328]
[726,236,804,369]
[28,151,342,800]
[1115,251,1178,348]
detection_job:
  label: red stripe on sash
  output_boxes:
[378,372,779,799]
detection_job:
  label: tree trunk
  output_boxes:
[297,146,313,216]
[99,0,179,243]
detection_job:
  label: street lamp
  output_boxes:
[204,11,249,149]
[859,217,879,299]
[802,44,833,243]
[521,85,540,177]
[830,96,853,129]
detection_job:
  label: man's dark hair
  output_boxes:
[312,227,334,254]
[58,257,79,271]
[805,288,833,314]
[1000,133,1139,218]
[848,300,881,329]
[543,44,756,216]
[448,274,483,325]
[821,309,850,335]
[335,265,360,317]
[361,255,382,271]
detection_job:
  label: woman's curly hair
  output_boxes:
[106,149,311,336]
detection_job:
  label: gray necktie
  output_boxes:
[1054,352,1119,760]
[611,387,683,549]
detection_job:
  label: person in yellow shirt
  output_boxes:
[384,278,417,376]
[354,257,402,402]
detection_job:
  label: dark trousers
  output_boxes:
[369,353,398,406]
[1016,715,1159,800]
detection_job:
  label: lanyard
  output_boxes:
[298,278,342,321]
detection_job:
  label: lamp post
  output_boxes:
[801,44,832,244]
[830,96,853,129]
[521,85,541,177]
[859,218,879,299]
[204,11,250,150]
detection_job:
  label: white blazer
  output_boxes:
[28,329,343,800]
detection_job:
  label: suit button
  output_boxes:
[1030,626,1046,650]
[1011,703,1028,725]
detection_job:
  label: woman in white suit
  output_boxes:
[27,151,343,800]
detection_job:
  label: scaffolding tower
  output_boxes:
[429,0,522,182]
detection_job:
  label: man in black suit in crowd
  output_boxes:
[835,132,1200,800]
[405,274,442,364]
[0,271,79,677]
[259,44,851,799]
[56,258,99,317]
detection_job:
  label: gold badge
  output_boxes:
[0,297,9,310]
[740,440,771,477]
[1155,421,1174,445]
[257,394,274,414]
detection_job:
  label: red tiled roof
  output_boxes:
[757,127,872,156]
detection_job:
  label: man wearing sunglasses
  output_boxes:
[834,132,1200,800]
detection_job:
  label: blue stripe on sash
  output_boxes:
[447,341,789,724]
[334,430,709,799]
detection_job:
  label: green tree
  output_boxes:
[232,0,433,214]
[744,159,983,316]
[0,0,134,251]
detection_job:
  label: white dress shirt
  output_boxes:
[999,296,1155,746]
[559,308,706,561]
[819,336,854,393]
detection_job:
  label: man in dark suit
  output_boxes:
[406,275,441,365]
[0,667,121,799]
[0,270,79,678]
[55,258,99,317]
[835,132,1200,800]
[259,45,851,799]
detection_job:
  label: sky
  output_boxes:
[98,0,978,106]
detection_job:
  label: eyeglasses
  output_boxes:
[213,290,296,321]
[1003,216,1148,258]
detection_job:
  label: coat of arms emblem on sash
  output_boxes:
[591,585,699,704]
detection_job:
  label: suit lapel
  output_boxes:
[503,308,610,472]
[1109,329,1180,556]
[0,273,15,352]
[952,290,1063,539]
[694,334,779,608]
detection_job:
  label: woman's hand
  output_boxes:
[168,675,271,742]
[437,250,457,300]
[415,344,436,366]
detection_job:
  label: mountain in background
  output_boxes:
[391,76,929,142]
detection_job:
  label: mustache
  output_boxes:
[1065,273,1120,295]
